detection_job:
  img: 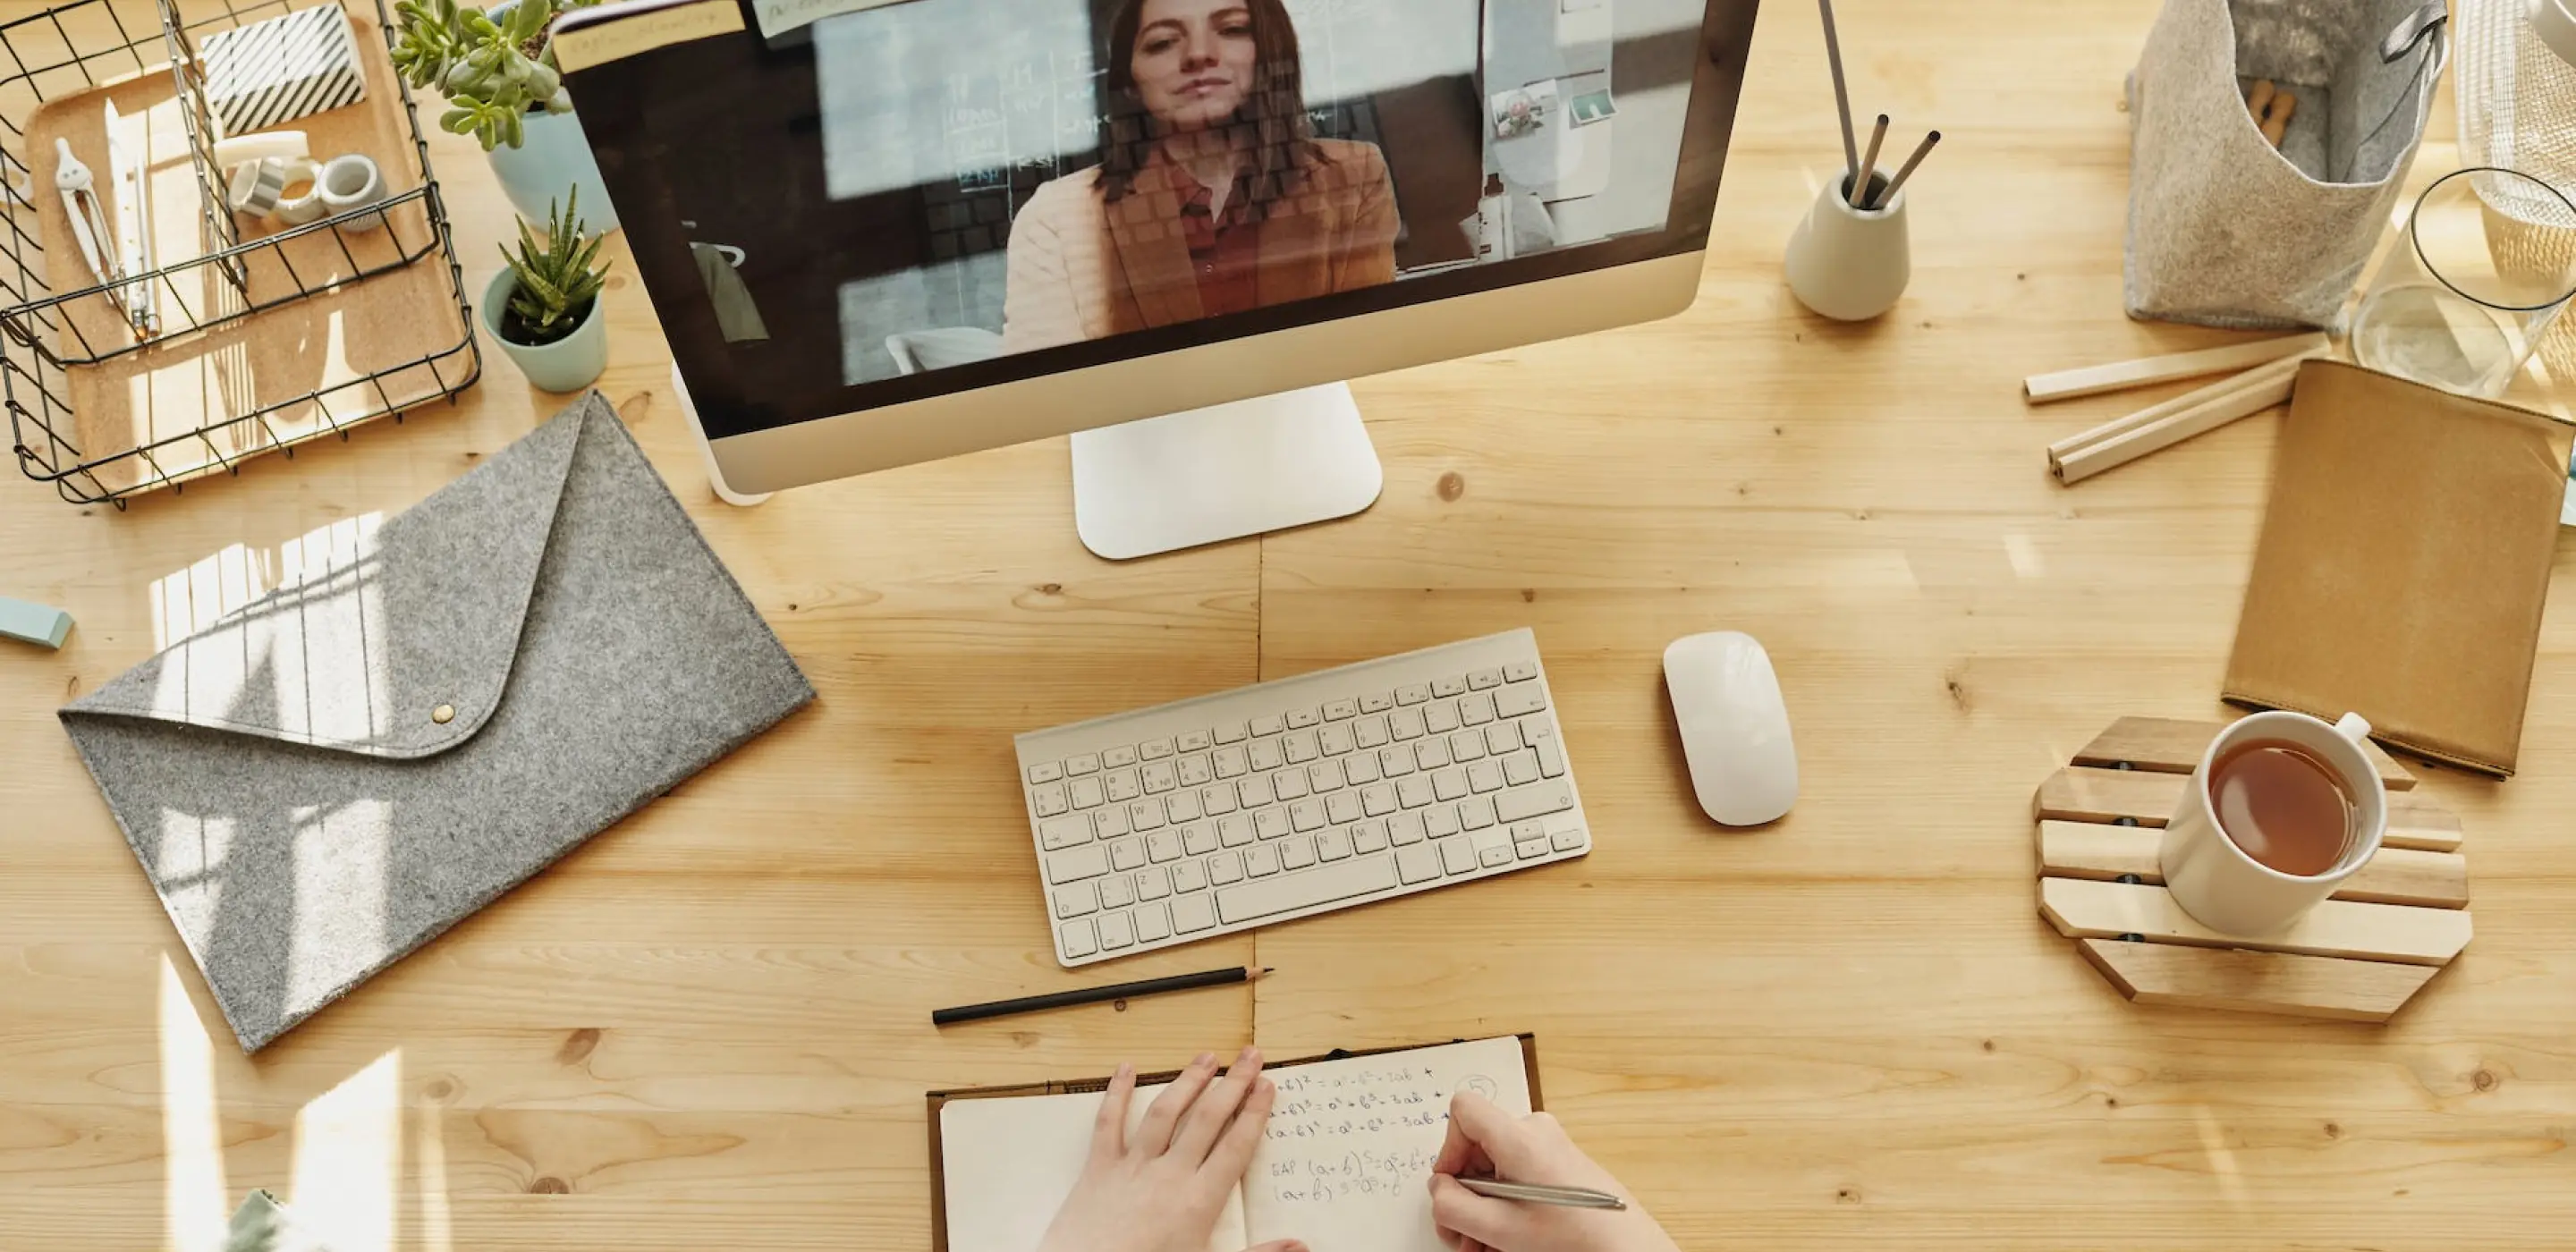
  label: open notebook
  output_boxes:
[928,1035,1540,1252]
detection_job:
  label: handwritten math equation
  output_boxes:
[1264,1146,1444,1205]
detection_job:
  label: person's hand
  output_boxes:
[1427,1091,1680,1252]
[1037,1046,1302,1252]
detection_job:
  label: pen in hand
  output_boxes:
[1454,1177,1628,1210]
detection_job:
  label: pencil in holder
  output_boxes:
[1785,167,1910,322]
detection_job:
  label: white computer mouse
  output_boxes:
[1662,631,1798,826]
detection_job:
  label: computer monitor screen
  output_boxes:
[568,0,1753,453]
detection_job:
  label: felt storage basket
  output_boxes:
[2125,0,2445,329]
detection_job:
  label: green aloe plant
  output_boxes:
[391,0,597,151]
[496,190,610,346]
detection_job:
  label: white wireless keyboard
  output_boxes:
[1013,629,1590,965]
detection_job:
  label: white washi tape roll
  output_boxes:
[212,130,308,169]
[271,158,326,224]
[318,153,386,231]
[225,156,288,218]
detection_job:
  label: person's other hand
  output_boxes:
[1427,1091,1680,1252]
[1037,1046,1301,1252]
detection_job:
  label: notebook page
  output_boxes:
[1241,1036,1534,1252]
[939,1080,1250,1252]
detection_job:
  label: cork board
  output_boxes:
[23,5,470,497]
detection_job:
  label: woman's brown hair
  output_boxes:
[1095,0,1326,220]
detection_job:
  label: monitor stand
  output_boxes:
[1071,382,1382,560]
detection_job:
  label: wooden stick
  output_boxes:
[2075,939,2439,1024]
[2039,878,2472,967]
[2024,331,2328,403]
[2037,821,2470,909]
[2050,351,2318,485]
[1851,113,1888,207]
[2031,766,2467,852]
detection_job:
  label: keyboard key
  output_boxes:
[1218,815,1255,847]
[1054,884,1097,918]
[1207,853,1243,884]
[1173,860,1208,892]
[1254,808,1292,840]
[1147,831,1182,862]
[1496,783,1577,824]
[1250,739,1284,771]
[1504,661,1538,682]
[1460,694,1496,726]
[1486,723,1522,756]
[1061,918,1098,957]
[1244,844,1282,876]
[1106,769,1142,802]
[1182,824,1217,855]
[1536,736,1567,778]
[1434,676,1467,698]
[1324,698,1359,721]
[1289,799,1327,832]
[1215,747,1250,778]
[1202,786,1238,816]
[1379,747,1416,777]
[1479,844,1514,868]
[1316,829,1352,861]
[1283,731,1319,764]
[1450,731,1487,763]
[1352,821,1389,854]
[1070,777,1106,809]
[1439,839,1476,875]
[1425,702,1462,734]
[1503,750,1542,786]
[1360,783,1397,816]
[1396,684,1432,705]
[1028,762,1063,784]
[1094,807,1131,839]
[1239,778,1274,808]
[1355,716,1390,749]
[1142,762,1178,794]
[1285,707,1321,730]
[1496,685,1547,718]
[1389,813,1427,845]
[1250,715,1287,736]
[1137,867,1171,900]
[1165,791,1202,823]
[1397,843,1442,884]
[1467,761,1504,793]
[1045,844,1109,882]
[1552,825,1587,851]
[1216,853,1397,924]
[1279,836,1318,869]
[1178,755,1214,787]
[1308,763,1344,794]
[1415,739,1451,769]
[1179,731,1214,753]
[1039,816,1091,850]
[1318,723,1355,756]
[1105,746,1140,769]
[1361,692,1394,713]
[1458,798,1498,831]
[1432,768,1468,801]
[1173,894,1217,933]
[1326,791,1362,824]
[1397,776,1435,808]
[1213,721,1248,744]
[1109,838,1144,871]
[1512,821,1546,843]
[1390,708,1425,740]
[1426,807,1462,838]
[1032,783,1069,816]
[1099,876,1135,909]
[1067,753,1101,776]
[1134,904,1172,942]
[1469,667,1504,690]
[1141,738,1174,760]
[1343,754,1381,785]
[1274,771,1310,801]
[1129,801,1166,832]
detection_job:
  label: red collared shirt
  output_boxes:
[1163,161,1262,318]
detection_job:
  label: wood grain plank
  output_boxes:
[2071,715,2417,789]
[2073,938,2441,1023]
[2033,766,2463,850]
[2039,878,2472,966]
[2036,820,2470,908]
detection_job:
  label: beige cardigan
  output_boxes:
[1001,139,1399,353]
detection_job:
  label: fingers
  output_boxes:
[1090,1063,1134,1160]
[1429,1174,1530,1252]
[1431,1095,1493,1179]
[1444,1090,1539,1175]
[1134,1051,1219,1155]
[1174,1046,1264,1164]
[1201,1072,1276,1183]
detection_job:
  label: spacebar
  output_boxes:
[1216,856,1400,925]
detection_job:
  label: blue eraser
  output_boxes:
[0,596,72,649]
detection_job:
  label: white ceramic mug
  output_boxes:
[2159,710,2387,935]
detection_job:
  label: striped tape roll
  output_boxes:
[225,156,289,217]
[199,5,367,139]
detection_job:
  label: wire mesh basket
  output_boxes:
[2455,0,2576,380]
[0,0,478,506]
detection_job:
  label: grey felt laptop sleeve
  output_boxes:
[60,393,815,1052]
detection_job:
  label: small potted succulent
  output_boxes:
[392,0,619,230]
[484,190,611,393]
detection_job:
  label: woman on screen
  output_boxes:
[1001,0,1399,353]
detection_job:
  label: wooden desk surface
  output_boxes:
[7,1,2574,1248]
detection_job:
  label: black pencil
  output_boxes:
[933,966,1271,1027]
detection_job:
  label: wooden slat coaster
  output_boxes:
[2033,716,2471,1023]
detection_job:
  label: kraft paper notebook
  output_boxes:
[928,1035,1541,1252]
